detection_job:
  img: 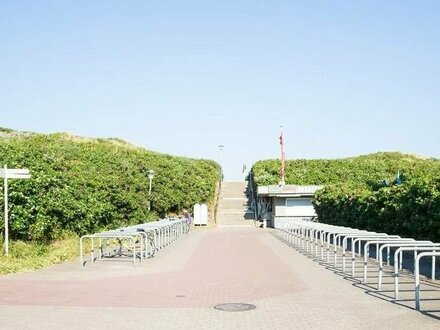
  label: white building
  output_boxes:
[256,185,322,227]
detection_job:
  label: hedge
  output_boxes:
[0,129,219,242]
[251,152,440,241]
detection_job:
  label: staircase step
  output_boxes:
[217,181,254,227]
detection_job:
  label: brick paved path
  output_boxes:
[0,227,439,329]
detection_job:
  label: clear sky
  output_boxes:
[1,1,439,180]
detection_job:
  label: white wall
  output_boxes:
[274,197,317,217]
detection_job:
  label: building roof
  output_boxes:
[257,184,322,197]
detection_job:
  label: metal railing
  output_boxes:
[80,217,188,268]
[274,219,440,312]
[394,245,440,300]
[415,252,440,310]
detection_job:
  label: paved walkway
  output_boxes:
[0,227,439,329]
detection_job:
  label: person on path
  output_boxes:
[183,209,193,230]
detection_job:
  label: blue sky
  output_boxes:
[1,1,439,180]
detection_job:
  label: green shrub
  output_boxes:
[0,130,219,242]
[251,152,440,241]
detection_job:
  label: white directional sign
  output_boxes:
[0,168,30,175]
[0,168,31,179]
[1,165,31,255]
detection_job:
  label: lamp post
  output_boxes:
[147,169,155,211]
[218,145,224,181]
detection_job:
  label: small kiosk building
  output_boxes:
[256,185,322,227]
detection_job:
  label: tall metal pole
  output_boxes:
[148,177,152,211]
[147,170,154,211]
[279,126,286,186]
[3,164,8,255]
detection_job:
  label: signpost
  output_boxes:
[0,165,31,255]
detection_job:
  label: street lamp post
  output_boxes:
[147,169,155,211]
[218,145,224,181]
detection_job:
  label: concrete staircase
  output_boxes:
[216,181,255,228]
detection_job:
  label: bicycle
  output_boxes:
[100,231,156,259]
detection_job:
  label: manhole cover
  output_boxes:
[213,303,256,312]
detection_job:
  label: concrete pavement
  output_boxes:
[0,226,439,329]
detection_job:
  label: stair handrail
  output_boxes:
[248,171,257,220]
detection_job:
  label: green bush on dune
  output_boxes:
[252,152,440,241]
[0,128,219,242]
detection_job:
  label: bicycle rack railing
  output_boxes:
[274,218,440,312]
[120,226,157,254]
[102,228,157,261]
[376,241,433,289]
[350,236,399,271]
[349,235,401,275]
[80,234,139,267]
[362,238,416,283]
[80,217,188,268]
[393,245,440,299]
[338,233,393,270]
[415,252,440,310]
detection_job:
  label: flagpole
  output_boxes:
[279,126,286,186]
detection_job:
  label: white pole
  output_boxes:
[415,254,421,310]
[3,164,8,255]
[279,126,286,185]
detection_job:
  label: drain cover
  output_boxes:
[213,303,256,312]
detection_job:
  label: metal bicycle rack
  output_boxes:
[274,218,440,312]
[361,238,417,283]
[393,245,440,299]
[415,252,440,310]
[80,217,188,268]
[80,234,140,267]
[376,241,434,289]
[348,235,402,275]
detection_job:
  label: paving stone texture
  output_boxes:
[0,182,438,329]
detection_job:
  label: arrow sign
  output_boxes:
[1,173,31,179]
[2,165,31,255]
[0,168,30,174]
[0,168,30,178]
